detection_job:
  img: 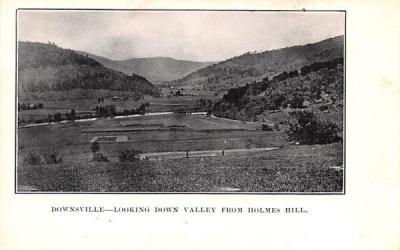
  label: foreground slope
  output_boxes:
[18,42,157,95]
[18,142,343,192]
[168,35,344,90]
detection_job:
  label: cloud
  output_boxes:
[18,10,344,61]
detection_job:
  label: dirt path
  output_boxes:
[138,147,279,161]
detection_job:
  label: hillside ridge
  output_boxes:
[18,41,158,96]
[167,35,344,90]
[212,57,344,122]
[77,52,215,84]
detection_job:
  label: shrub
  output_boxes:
[262,124,274,131]
[285,110,341,145]
[319,105,329,111]
[90,141,100,153]
[53,112,62,122]
[91,152,110,162]
[44,151,63,164]
[24,151,43,165]
[118,149,141,162]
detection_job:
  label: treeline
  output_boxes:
[212,57,344,121]
[93,102,150,117]
[300,57,344,76]
[18,102,44,111]
[18,103,151,125]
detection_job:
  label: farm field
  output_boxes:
[18,89,221,121]
[17,112,343,192]
[17,113,285,164]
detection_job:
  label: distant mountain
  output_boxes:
[18,42,157,95]
[167,35,344,90]
[78,53,215,84]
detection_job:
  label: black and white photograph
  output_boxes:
[16,10,345,193]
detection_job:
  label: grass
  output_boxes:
[17,106,343,193]
[17,115,287,178]
[17,143,343,192]
[18,89,220,121]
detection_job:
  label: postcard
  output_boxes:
[1,1,399,250]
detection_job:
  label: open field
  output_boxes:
[18,113,285,164]
[18,89,221,121]
[17,109,343,193]
[17,143,343,192]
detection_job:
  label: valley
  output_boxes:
[17,35,344,193]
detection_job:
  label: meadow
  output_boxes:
[17,95,343,193]
[18,89,221,121]
[18,113,285,164]
[18,142,343,192]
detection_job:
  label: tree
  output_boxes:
[136,103,149,115]
[90,141,100,153]
[69,109,76,121]
[95,105,116,117]
[53,112,62,122]
[44,151,63,164]
[285,110,341,145]
[91,152,110,162]
[118,149,141,162]
[24,151,42,165]
[262,124,273,131]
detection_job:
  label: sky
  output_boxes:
[18,11,344,62]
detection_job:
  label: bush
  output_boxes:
[319,105,329,111]
[44,151,63,164]
[90,141,100,153]
[118,149,141,162]
[262,124,274,131]
[91,152,110,162]
[53,112,62,122]
[24,151,43,165]
[285,110,341,145]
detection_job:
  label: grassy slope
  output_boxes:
[167,35,344,90]
[17,114,342,192]
[212,60,343,128]
[17,143,343,192]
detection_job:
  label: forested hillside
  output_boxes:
[18,42,157,95]
[213,57,344,121]
[167,35,344,90]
